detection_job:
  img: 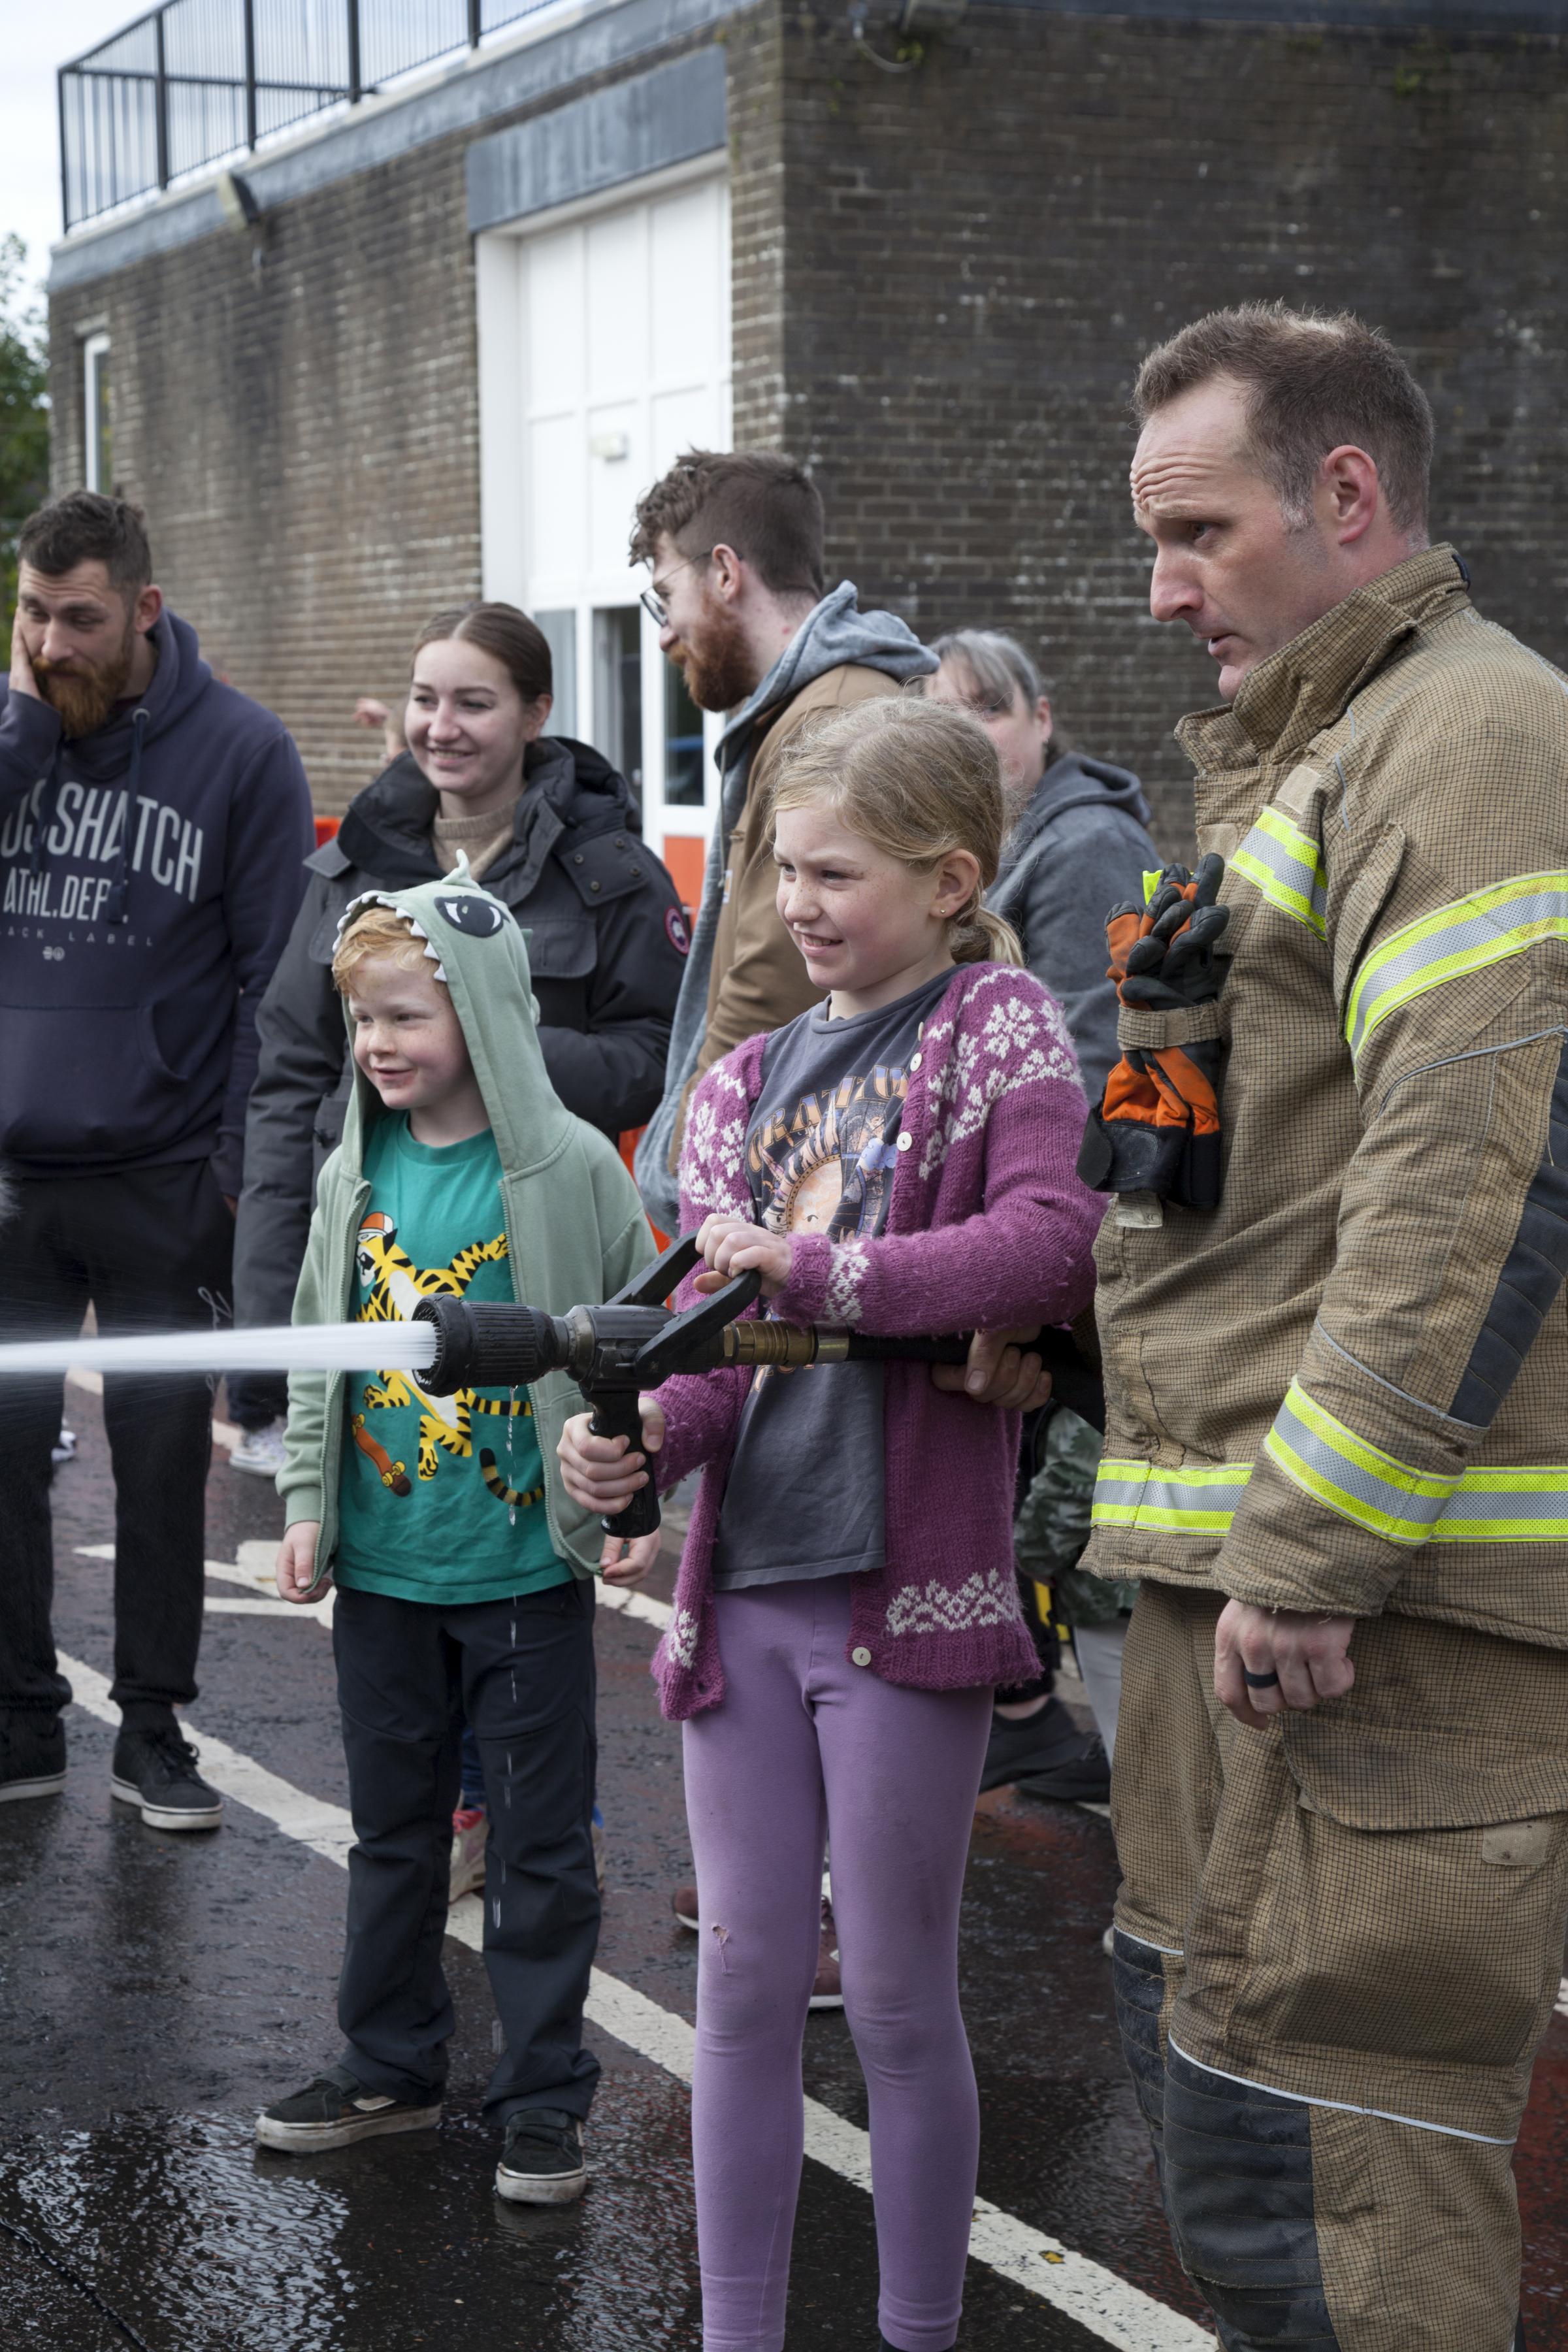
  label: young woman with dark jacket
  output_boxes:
[233,601,687,1340]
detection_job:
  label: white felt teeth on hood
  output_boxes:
[406,921,428,940]
[423,941,441,962]
[433,964,448,983]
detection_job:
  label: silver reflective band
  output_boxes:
[1092,1459,1254,1535]
[1232,807,1328,941]
[1345,868,1568,1062]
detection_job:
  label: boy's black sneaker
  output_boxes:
[495,2107,589,2205]
[0,1712,65,1803]
[256,2066,442,2152]
[110,1723,223,1831]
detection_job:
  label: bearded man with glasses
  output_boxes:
[629,449,936,1238]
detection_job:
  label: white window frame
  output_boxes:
[475,156,731,868]
[83,332,112,493]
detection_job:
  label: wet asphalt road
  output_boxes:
[4,1386,1568,2352]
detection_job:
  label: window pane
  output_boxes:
[664,659,706,807]
[85,341,112,493]
[592,606,642,799]
[534,608,577,738]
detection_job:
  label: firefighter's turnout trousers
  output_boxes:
[1113,1581,1568,2352]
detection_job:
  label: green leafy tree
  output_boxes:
[1,235,50,630]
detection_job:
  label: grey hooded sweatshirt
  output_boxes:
[634,583,936,1232]
[986,749,1158,1103]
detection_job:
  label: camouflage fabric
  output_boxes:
[1015,1407,1137,1626]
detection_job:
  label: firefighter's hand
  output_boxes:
[276,1521,331,1603]
[600,1531,661,1587]
[691,1212,792,1298]
[931,1328,1054,1411]
[1214,1599,1356,1729]
[559,1397,665,1511]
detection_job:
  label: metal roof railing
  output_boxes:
[59,0,553,232]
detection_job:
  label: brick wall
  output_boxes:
[47,22,747,814]
[50,4,1568,847]
[771,5,1568,851]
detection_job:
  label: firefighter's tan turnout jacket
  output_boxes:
[1085,546,1568,1646]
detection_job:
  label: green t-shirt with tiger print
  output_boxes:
[333,1114,572,1604]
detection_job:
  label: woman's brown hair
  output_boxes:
[412,602,552,704]
[768,693,1024,968]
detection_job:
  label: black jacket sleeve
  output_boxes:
[214,728,316,1196]
[232,874,350,1328]
[537,840,688,1135]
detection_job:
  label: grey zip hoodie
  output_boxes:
[985,748,1157,1103]
[634,583,936,1230]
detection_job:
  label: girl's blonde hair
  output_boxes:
[768,693,1025,968]
[332,904,440,996]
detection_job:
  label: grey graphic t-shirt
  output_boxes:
[710,966,955,1592]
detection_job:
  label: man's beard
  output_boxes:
[673,601,759,714]
[34,622,137,740]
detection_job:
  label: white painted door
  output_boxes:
[478,165,731,911]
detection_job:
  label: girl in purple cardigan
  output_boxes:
[560,695,1101,2352]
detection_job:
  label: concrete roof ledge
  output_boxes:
[467,46,726,231]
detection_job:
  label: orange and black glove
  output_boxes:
[1077,855,1230,1211]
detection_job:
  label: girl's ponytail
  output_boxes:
[955,900,1025,968]
[770,691,1025,967]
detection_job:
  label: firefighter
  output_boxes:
[1081,303,1568,2352]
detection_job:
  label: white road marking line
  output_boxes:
[76,1544,335,1627]
[64,1365,242,1449]
[596,1582,672,1633]
[58,1648,1205,2352]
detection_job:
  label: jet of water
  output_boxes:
[0,1321,438,1381]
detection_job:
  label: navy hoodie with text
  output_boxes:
[0,609,314,1193]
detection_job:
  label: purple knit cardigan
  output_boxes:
[649,960,1103,1720]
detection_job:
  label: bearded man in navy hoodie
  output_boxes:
[0,492,314,1828]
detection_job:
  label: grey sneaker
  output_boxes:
[229,1419,287,1477]
[495,2107,588,2205]
[110,1723,223,1831]
[257,2066,442,2151]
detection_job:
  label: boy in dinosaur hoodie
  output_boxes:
[255,872,653,2203]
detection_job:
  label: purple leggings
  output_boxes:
[682,1576,994,2352]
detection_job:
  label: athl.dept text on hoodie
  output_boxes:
[0,609,314,1194]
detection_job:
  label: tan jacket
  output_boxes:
[1085,546,1568,1648]
[693,661,903,1082]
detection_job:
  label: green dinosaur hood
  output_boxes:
[331,864,577,1185]
[276,864,655,1575]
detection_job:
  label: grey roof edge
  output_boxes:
[994,0,1567,23]
[466,46,726,229]
[48,0,1565,295]
[48,0,738,296]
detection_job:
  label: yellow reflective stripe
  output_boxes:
[1264,1382,1457,1545]
[1232,806,1328,940]
[1095,1446,1568,1544]
[1092,1457,1254,1535]
[1344,869,1568,1062]
[1141,870,1164,906]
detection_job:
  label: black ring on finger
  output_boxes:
[1241,1667,1281,1688]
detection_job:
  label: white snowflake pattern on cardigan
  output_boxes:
[884,1564,1024,1638]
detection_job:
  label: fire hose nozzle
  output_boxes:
[412,1297,572,1396]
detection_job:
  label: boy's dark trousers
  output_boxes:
[333,1577,601,2121]
[0,1163,233,1726]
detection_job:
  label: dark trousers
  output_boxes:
[0,1162,233,1723]
[333,1577,602,2121]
